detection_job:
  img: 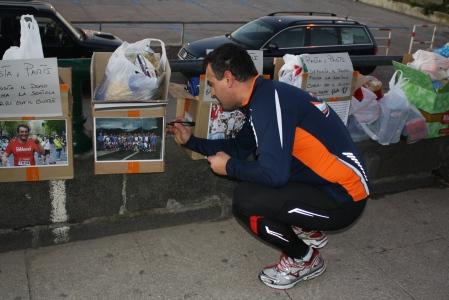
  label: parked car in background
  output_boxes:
[0,0,122,59]
[178,12,378,74]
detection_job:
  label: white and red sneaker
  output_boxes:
[292,226,328,249]
[259,249,326,290]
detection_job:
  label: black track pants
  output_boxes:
[232,181,367,259]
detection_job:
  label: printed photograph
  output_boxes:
[0,120,68,168]
[207,102,246,140]
[95,117,164,162]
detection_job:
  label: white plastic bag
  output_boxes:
[360,70,410,145]
[278,54,304,88]
[350,87,380,124]
[402,106,428,144]
[95,38,168,101]
[408,49,449,80]
[2,15,44,60]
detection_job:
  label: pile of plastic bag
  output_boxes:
[408,49,449,82]
[278,53,427,145]
[350,70,428,145]
[94,38,168,101]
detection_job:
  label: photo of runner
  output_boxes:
[207,102,246,140]
[0,120,68,168]
[94,117,164,162]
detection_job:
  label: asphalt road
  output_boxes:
[97,148,162,161]
[48,0,449,54]
[47,0,449,87]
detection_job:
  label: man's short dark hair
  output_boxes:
[17,124,30,133]
[204,43,258,82]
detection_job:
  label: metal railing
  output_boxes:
[72,20,247,46]
[370,27,393,55]
[72,20,404,48]
[408,24,437,54]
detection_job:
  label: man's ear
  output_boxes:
[223,70,234,87]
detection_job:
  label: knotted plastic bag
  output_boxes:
[278,54,305,88]
[2,15,44,60]
[94,38,168,101]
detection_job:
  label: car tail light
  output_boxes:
[374,46,378,55]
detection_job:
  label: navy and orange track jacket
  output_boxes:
[184,76,369,203]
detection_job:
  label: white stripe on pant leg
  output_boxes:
[49,180,69,244]
[288,208,329,219]
[265,226,290,242]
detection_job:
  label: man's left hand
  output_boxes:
[207,151,230,176]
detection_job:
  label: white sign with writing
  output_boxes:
[203,50,264,102]
[0,58,62,117]
[301,53,353,99]
[247,50,263,75]
[328,100,351,125]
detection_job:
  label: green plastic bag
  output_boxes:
[393,61,449,114]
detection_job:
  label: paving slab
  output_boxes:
[384,188,449,241]
[1,188,448,299]
[285,243,412,300]
[0,250,29,300]
[26,233,153,299]
[337,194,442,254]
[133,219,288,299]
[369,238,449,300]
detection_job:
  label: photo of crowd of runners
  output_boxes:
[0,120,68,168]
[95,117,164,162]
[207,102,246,140]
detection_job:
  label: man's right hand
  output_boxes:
[169,118,192,145]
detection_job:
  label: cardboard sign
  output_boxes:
[202,50,264,102]
[300,53,353,98]
[247,50,263,75]
[0,58,62,117]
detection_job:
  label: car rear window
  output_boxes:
[230,19,275,49]
[341,27,371,44]
[310,27,338,46]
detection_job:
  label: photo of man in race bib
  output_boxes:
[1,124,44,167]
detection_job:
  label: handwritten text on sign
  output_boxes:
[0,58,62,117]
[301,53,353,98]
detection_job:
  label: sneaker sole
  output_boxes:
[259,261,327,290]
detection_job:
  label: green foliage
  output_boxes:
[42,120,66,136]
[394,0,449,15]
[0,121,27,137]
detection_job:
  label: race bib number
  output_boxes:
[18,160,31,166]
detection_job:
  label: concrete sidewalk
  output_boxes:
[1,186,448,300]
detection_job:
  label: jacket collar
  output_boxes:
[241,75,261,107]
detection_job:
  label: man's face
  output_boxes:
[206,64,239,111]
[18,127,29,142]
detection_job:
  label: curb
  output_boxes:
[358,0,449,26]
[0,197,231,253]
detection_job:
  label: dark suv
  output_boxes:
[178,12,378,74]
[0,0,122,59]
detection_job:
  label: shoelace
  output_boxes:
[292,226,320,239]
[276,255,304,272]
